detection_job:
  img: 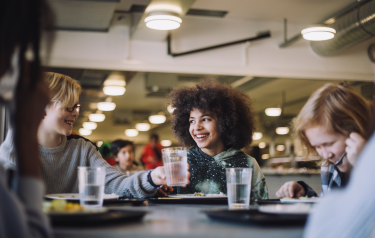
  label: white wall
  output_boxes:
[47,14,375,81]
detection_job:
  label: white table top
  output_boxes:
[53,204,305,238]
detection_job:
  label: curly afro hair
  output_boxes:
[168,78,256,150]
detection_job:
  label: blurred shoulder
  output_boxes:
[66,134,98,151]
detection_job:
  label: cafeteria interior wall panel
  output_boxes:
[264,174,321,199]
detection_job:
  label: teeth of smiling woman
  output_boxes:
[66,121,73,125]
[196,135,207,138]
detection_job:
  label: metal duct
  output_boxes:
[311,0,375,56]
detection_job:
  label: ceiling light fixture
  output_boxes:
[149,115,166,124]
[161,140,172,147]
[265,108,282,117]
[252,132,263,140]
[89,113,105,122]
[259,142,266,149]
[125,129,139,137]
[145,12,182,30]
[276,145,285,151]
[276,127,289,135]
[136,123,151,131]
[167,105,175,114]
[83,122,97,130]
[301,26,336,41]
[79,128,92,136]
[97,102,116,111]
[103,73,126,96]
[97,141,103,147]
[262,154,270,160]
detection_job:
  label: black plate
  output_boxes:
[44,197,146,206]
[148,197,228,205]
[49,209,147,226]
[203,209,307,226]
[255,199,283,205]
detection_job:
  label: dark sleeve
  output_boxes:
[297,181,318,197]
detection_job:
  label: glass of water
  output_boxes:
[162,147,188,186]
[78,166,106,209]
[226,168,252,209]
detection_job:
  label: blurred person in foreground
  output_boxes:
[276,83,372,198]
[0,0,54,237]
[0,72,184,198]
[168,79,268,200]
[111,139,143,176]
[141,133,163,170]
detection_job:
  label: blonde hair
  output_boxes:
[294,83,372,156]
[44,72,81,108]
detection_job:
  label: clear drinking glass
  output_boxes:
[78,166,106,208]
[162,147,188,186]
[226,168,252,209]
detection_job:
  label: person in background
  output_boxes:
[276,83,371,198]
[111,139,143,176]
[141,134,163,170]
[168,79,268,200]
[0,0,54,237]
[99,141,116,166]
[0,72,180,198]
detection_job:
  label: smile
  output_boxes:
[195,134,209,141]
[65,120,74,126]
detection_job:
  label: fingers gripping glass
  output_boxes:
[66,104,81,112]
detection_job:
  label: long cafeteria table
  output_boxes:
[53,204,305,238]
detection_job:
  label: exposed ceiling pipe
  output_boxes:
[311,0,375,56]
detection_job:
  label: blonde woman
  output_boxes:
[276,83,372,198]
[0,72,181,198]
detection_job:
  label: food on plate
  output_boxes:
[194,192,204,196]
[43,199,83,213]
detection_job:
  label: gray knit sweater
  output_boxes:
[0,130,157,198]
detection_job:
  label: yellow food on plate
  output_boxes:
[43,199,83,213]
[193,192,204,197]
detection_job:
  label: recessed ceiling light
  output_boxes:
[301,26,336,41]
[276,127,289,135]
[145,12,182,30]
[149,115,166,124]
[265,108,282,117]
[167,105,175,114]
[83,122,97,130]
[79,128,92,136]
[253,132,263,140]
[276,145,285,151]
[259,142,266,149]
[161,140,172,147]
[125,129,139,137]
[262,154,269,160]
[136,123,151,131]
[97,102,116,111]
[89,113,105,122]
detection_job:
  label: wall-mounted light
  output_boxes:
[301,26,336,41]
[83,122,97,130]
[149,115,166,124]
[103,73,126,96]
[276,127,289,135]
[89,113,105,122]
[125,129,139,137]
[265,108,282,117]
[135,123,151,131]
[253,132,263,140]
[145,12,182,30]
[259,142,266,149]
[79,128,92,136]
[97,102,116,111]
[161,140,172,147]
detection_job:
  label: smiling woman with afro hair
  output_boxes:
[168,79,268,200]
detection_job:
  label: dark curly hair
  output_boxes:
[168,78,256,150]
[111,139,135,157]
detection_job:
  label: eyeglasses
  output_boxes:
[66,104,81,113]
